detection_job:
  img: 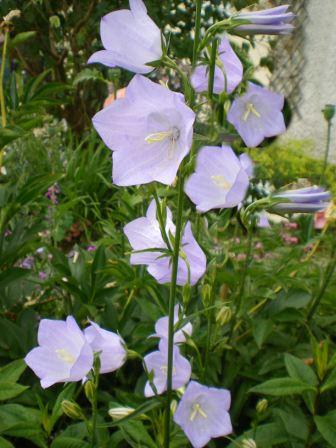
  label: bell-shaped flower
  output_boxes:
[227,82,286,147]
[93,75,195,186]
[152,304,192,344]
[124,200,206,285]
[25,316,93,388]
[184,145,250,212]
[234,5,295,35]
[191,36,243,94]
[174,381,232,448]
[272,186,331,213]
[84,322,127,374]
[239,152,254,178]
[143,340,191,397]
[88,0,162,74]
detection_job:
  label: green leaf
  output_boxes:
[0,383,29,401]
[50,384,77,431]
[252,319,273,348]
[120,421,157,448]
[315,411,336,447]
[321,368,336,393]
[9,31,36,48]
[0,360,26,383]
[250,378,316,396]
[51,437,90,448]
[0,437,14,448]
[284,353,318,386]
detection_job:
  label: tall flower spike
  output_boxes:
[25,317,93,388]
[143,340,191,397]
[124,200,206,285]
[88,0,162,74]
[191,36,243,94]
[84,322,127,374]
[152,304,192,344]
[272,186,331,213]
[93,75,195,186]
[174,381,232,448]
[227,82,286,147]
[235,5,295,35]
[184,145,250,212]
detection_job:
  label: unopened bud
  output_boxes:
[241,439,257,448]
[220,284,229,301]
[182,283,191,308]
[170,399,178,415]
[108,406,134,420]
[256,398,268,414]
[216,306,232,326]
[61,400,85,420]
[322,104,336,122]
[201,284,212,308]
[49,15,61,28]
[84,380,95,404]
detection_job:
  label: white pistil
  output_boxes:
[243,102,261,121]
[211,175,231,190]
[55,348,76,364]
[189,403,208,422]
[145,127,180,160]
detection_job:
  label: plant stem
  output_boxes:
[153,186,173,252]
[192,0,202,67]
[306,239,336,323]
[163,161,186,448]
[0,29,8,128]
[91,360,100,448]
[207,38,218,101]
[320,119,333,185]
[203,288,215,382]
[236,229,253,316]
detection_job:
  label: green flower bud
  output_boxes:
[241,439,257,448]
[61,400,85,420]
[108,406,134,420]
[49,15,61,29]
[256,398,268,414]
[322,104,336,122]
[216,306,232,326]
[182,283,191,308]
[201,284,212,308]
[170,399,178,415]
[84,380,95,404]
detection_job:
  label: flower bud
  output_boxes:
[256,398,268,414]
[108,406,134,420]
[3,9,21,22]
[182,283,191,308]
[241,439,257,448]
[84,380,95,404]
[216,306,232,326]
[322,104,336,122]
[220,284,229,301]
[201,284,212,308]
[61,400,85,420]
[170,399,178,415]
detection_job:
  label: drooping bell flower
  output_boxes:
[25,317,93,388]
[124,200,206,285]
[143,340,191,397]
[184,145,250,212]
[234,5,295,35]
[191,36,243,94]
[84,322,127,374]
[93,75,195,186]
[271,186,331,213]
[152,304,192,344]
[227,82,286,147]
[88,0,162,74]
[173,381,232,448]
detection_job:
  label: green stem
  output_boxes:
[320,119,333,185]
[306,240,336,323]
[0,29,8,128]
[203,289,215,382]
[91,361,100,448]
[192,0,202,67]
[153,186,173,252]
[207,38,218,101]
[236,229,253,316]
[163,161,186,448]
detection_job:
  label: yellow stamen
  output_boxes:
[55,348,76,364]
[243,102,261,121]
[211,175,231,190]
[160,365,176,375]
[145,131,174,144]
[190,403,207,422]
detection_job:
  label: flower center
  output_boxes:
[145,127,180,160]
[55,348,76,364]
[243,102,261,121]
[211,175,231,190]
[160,365,176,375]
[189,403,207,422]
